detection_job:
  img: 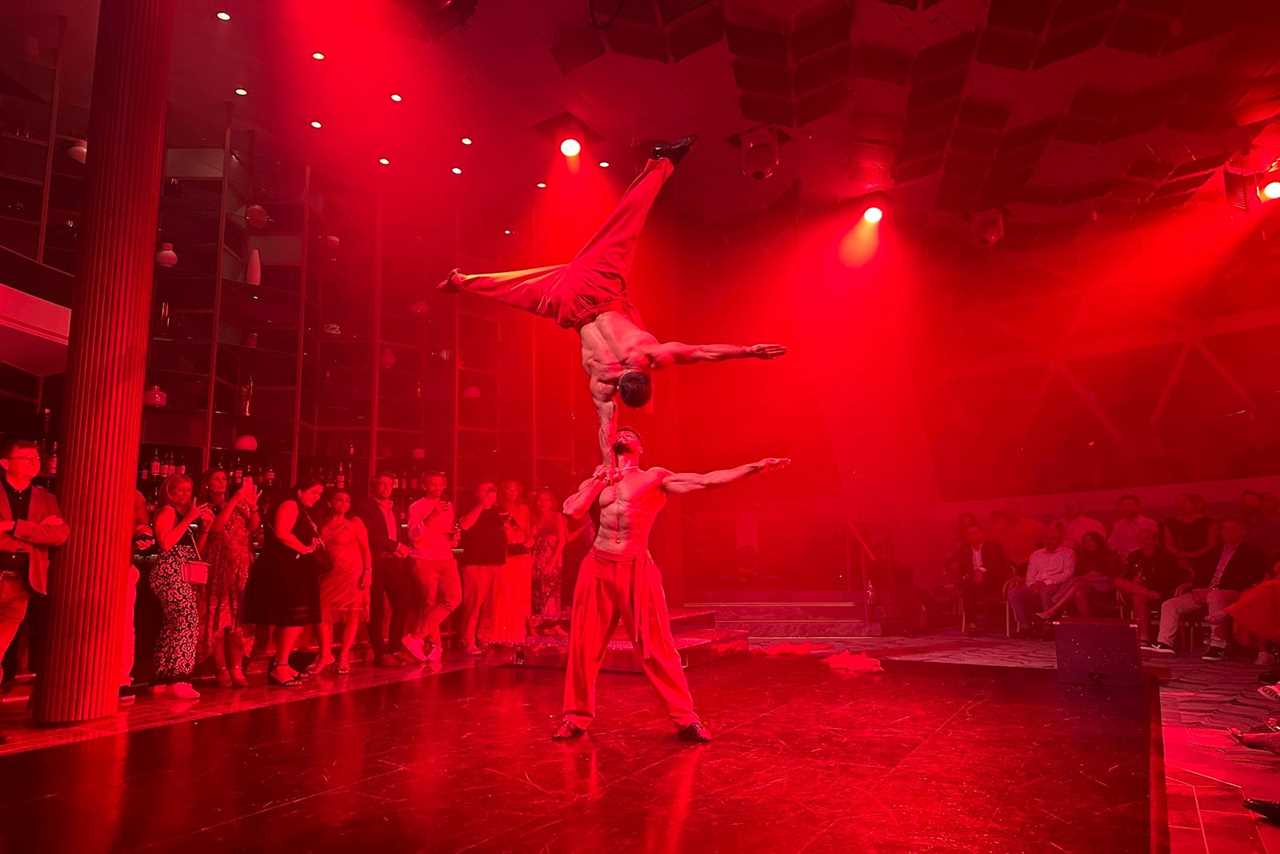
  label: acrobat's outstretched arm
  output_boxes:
[643,341,787,368]
[659,457,791,495]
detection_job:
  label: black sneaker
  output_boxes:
[1244,798,1280,825]
[1201,646,1227,661]
[1142,642,1176,655]
[551,720,585,741]
[651,135,697,165]
[677,722,713,743]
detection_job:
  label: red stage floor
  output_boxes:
[0,654,1157,853]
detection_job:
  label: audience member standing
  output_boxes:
[1059,501,1105,549]
[1107,495,1159,558]
[358,473,411,667]
[151,473,213,699]
[530,488,568,634]
[200,469,259,688]
[317,489,372,674]
[458,482,505,655]
[0,439,69,686]
[1164,493,1219,589]
[1007,522,1075,634]
[246,479,325,686]
[945,522,1011,633]
[489,480,532,647]
[404,472,459,663]
[1148,517,1266,658]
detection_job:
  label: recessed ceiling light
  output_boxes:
[378,157,390,166]
[598,161,610,168]
[390,93,403,103]
[216,11,231,21]
[559,137,582,157]
[451,166,462,175]
[535,181,547,189]
[309,120,322,129]
[503,228,512,235]
[311,51,326,61]
[461,136,473,146]
[234,87,248,97]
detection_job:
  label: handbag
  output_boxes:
[181,528,210,585]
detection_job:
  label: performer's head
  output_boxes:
[618,370,652,408]
[613,427,644,459]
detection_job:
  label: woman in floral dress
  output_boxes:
[201,469,260,687]
[529,488,567,635]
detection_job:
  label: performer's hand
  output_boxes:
[759,457,791,473]
[592,464,613,482]
[749,344,787,360]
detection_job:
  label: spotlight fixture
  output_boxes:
[451,166,462,175]
[503,228,512,235]
[309,120,323,129]
[216,10,231,21]
[461,136,473,146]
[390,93,403,103]
[862,206,883,224]
[535,181,547,189]
[559,137,582,157]
[234,87,248,96]
[598,161,610,168]
[378,157,390,166]
[1263,180,1280,201]
[311,51,326,60]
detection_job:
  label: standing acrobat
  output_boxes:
[552,426,789,742]
[438,137,786,453]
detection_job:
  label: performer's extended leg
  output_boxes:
[615,562,699,729]
[448,264,570,320]
[569,157,675,283]
[562,564,622,730]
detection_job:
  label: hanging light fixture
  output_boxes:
[245,248,262,285]
[67,139,87,164]
[245,204,269,228]
[155,242,178,268]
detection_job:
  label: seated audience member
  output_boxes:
[1037,531,1122,620]
[1220,565,1280,700]
[1007,522,1075,635]
[1243,490,1280,563]
[993,506,1046,574]
[1164,493,1219,591]
[0,439,69,686]
[1113,529,1184,644]
[945,523,1011,632]
[1145,517,1266,658]
[1107,494,1158,557]
[1059,501,1105,549]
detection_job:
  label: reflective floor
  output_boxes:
[0,655,1156,853]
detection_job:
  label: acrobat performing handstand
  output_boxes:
[551,426,790,742]
[438,137,787,454]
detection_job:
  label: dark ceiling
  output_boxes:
[12,0,1280,246]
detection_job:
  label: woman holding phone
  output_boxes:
[200,469,261,687]
[151,473,214,699]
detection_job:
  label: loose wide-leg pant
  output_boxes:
[452,158,674,328]
[562,549,698,730]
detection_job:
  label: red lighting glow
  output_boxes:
[311,51,326,61]
[216,11,231,21]
[863,206,884,224]
[451,166,463,175]
[1262,180,1280,201]
[599,161,610,169]
[461,137,473,146]
[390,93,403,103]
[309,120,322,129]
[234,87,247,97]
[377,157,390,166]
[535,181,547,189]
[560,138,582,158]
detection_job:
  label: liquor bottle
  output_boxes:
[232,456,244,485]
[150,447,162,478]
[336,461,346,491]
[176,459,186,476]
[45,441,58,478]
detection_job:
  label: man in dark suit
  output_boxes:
[946,522,1012,634]
[1146,517,1267,659]
[357,472,411,666]
[0,438,70,684]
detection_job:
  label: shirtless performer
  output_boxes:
[438,137,787,454]
[552,426,790,743]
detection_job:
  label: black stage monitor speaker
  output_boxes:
[1054,618,1142,687]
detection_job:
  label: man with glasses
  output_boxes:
[0,438,70,685]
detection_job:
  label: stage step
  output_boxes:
[684,601,882,638]
[519,627,749,673]
[713,619,881,638]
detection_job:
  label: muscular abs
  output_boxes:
[594,469,667,558]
